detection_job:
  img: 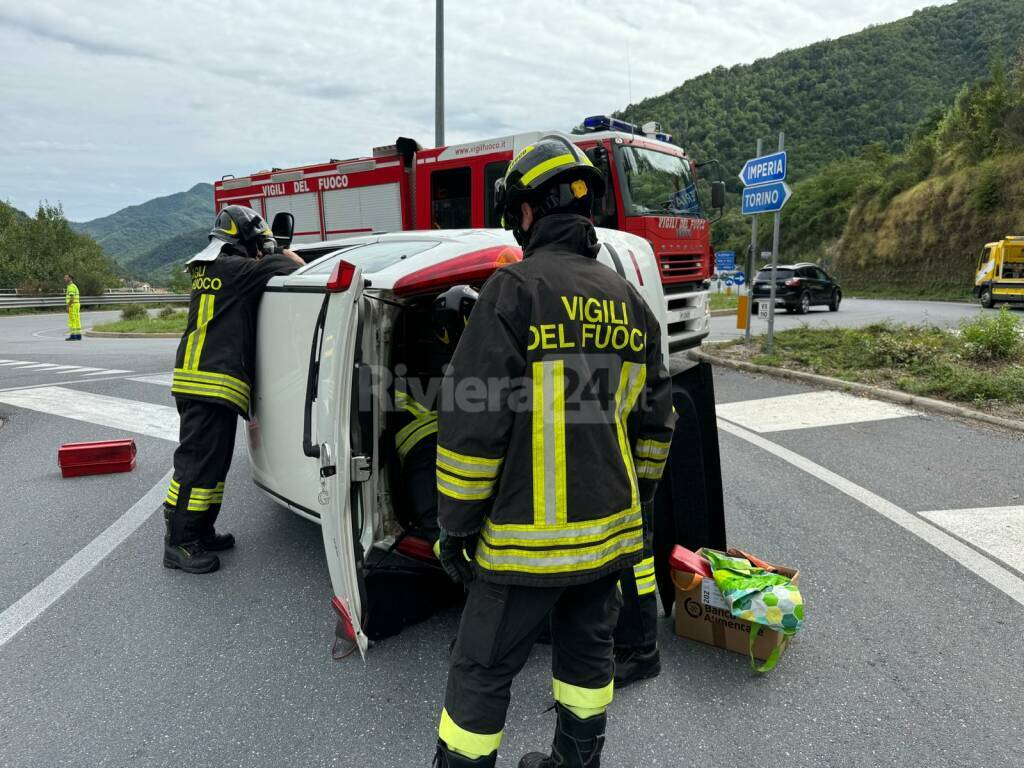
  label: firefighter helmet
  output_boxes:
[189,205,276,263]
[494,135,605,245]
[433,284,479,347]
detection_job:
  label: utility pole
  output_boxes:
[435,0,445,147]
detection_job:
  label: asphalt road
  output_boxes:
[707,296,1005,342]
[1,307,1022,768]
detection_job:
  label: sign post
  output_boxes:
[744,139,762,344]
[739,134,790,353]
[766,132,785,354]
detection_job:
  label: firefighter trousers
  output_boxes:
[164,399,237,545]
[439,572,621,759]
[399,438,440,544]
[614,501,659,650]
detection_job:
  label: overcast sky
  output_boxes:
[1,0,952,221]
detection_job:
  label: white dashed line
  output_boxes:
[0,470,173,649]
[718,418,1024,608]
[82,369,132,376]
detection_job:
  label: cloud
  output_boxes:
[0,0,953,220]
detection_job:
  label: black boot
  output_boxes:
[163,509,220,574]
[163,540,220,573]
[613,644,661,689]
[519,705,606,768]
[433,740,497,767]
[165,507,235,552]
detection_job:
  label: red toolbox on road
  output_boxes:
[58,439,137,478]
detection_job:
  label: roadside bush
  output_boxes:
[865,325,949,369]
[959,307,1022,361]
[158,306,177,319]
[120,304,147,322]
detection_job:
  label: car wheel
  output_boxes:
[980,288,994,309]
[798,291,811,314]
[829,290,841,312]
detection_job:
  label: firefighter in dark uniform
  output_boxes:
[433,136,676,768]
[163,205,302,574]
[390,286,479,546]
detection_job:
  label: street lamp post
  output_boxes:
[435,0,445,147]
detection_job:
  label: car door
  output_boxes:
[249,271,331,520]
[814,267,833,302]
[310,263,371,657]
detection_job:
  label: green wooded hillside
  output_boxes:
[619,0,1024,188]
[72,183,213,265]
[1,201,119,295]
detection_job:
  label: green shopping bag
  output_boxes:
[701,549,804,672]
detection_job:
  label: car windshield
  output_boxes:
[617,145,701,216]
[755,268,794,281]
[303,240,438,275]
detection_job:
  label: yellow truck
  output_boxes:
[974,236,1024,308]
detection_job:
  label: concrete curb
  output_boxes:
[709,308,737,317]
[85,330,181,339]
[690,348,1024,434]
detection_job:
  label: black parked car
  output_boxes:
[750,263,841,314]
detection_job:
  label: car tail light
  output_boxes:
[393,245,522,297]
[784,278,801,287]
[326,259,357,292]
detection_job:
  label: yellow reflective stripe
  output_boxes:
[181,294,203,370]
[614,362,646,507]
[532,362,545,523]
[190,293,215,369]
[395,390,428,416]
[481,507,641,548]
[633,557,655,577]
[552,360,568,525]
[475,530,643,574]
[437,471,496,501]
[171,381,248,411]
[396,414,437,460]
[172,369,250,397]
[438,708,502,759]
[552,679,614,711]
[636,577,658,596]
[436,445,502,475]
[635,458,666,480]
[519,153,576,187]
[636,438,671,459]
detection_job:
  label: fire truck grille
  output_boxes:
[658,252,704,281]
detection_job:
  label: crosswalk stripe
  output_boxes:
[0,361,27,366]
[129,373,173,387]
[919,506,1024,574]
[0,386,178,440]
[83,369,131,376]
[15,363,64,370]
[716,390,916,433]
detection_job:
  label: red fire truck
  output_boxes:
[214,116,724,350]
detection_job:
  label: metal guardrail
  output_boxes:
[0,293,190,309]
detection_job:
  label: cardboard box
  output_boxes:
[671,559,800,662]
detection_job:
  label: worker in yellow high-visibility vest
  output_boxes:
[64,273,82,341]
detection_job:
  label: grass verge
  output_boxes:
[713,310,1024,421]
[92,312,188,334]
[710,293,739,311]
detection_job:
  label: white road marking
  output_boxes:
[82,369,132,376]
[0,386,178,440]
[0,470,173,649]
[919,506,1024,574]
[129,373,173,387]
[0,361,28,366]
[14,363,65,370]
[716,390,916,433]
[5,362,45,368]
[718,419,1024,608]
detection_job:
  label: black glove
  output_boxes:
[438,530,476,586]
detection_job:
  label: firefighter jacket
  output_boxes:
[393,381,439,466]
[171,251,298,418]
[436,214,677,587]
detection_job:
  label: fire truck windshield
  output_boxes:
[617,145,702,217]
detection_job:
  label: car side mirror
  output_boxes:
[271,212,295,250]
[711,181,726,211]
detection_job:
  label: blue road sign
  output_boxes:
[724,278,735,287]
[739,151,787,186]
[733,272,746,286]
[741,181,792,215]
[715,251,736,272]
